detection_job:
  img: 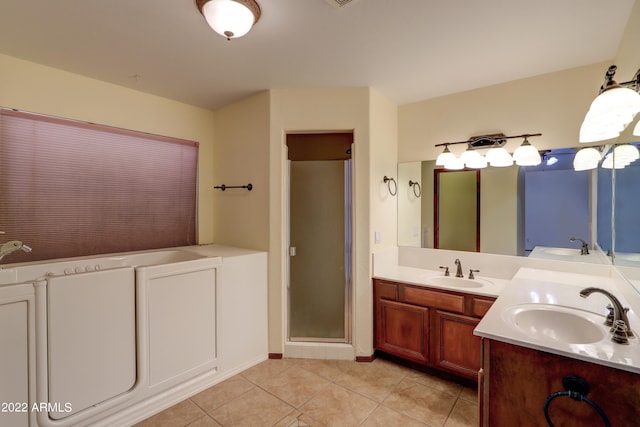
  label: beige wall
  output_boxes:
[398,63,610,163]
[212,92,270,250]
[0,53,216,244]
[397,162,422,247]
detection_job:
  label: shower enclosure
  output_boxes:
[286,133,353,343]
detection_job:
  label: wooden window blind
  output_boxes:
[0,108,198,263]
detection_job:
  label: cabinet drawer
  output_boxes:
[403,286,465,314]
[470,297,494,317]
[375,281,398,301]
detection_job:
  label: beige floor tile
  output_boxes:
[334,359,407,402]
[382,378,457,426]
[241,359,295,385]
[187,414,222,426]
[207,387,295,426]
[458,385,478,404]
[443,398,478,427]
[259,365,331,408]
[360,405,428,427]
[134,399,206,427]
[405,370,464,397]
[293,358,356,381]
[191,375,255,413]
[299,383,378,426]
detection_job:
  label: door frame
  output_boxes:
[284,133,354,344]
[434,168,481,252]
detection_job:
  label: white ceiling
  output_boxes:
[0,0,634,110]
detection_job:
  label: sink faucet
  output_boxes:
[569,237,589,255]
[454,258,463,278]
[579,287,634,340]
[0,240,32,262]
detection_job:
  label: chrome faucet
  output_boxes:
[579,287,634,341]
[0,240,32,262]
[454,258,463,278]
[570,237,589,255]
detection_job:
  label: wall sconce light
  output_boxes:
[579,65,640,143]
[435,133,541,170]
[196,0,261,40]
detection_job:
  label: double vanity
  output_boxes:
[373,246,640,426]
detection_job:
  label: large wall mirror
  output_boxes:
[397,137,640,288]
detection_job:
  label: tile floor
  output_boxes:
[134,357,478,427]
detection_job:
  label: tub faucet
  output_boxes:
[579,287,634,340]
[454,258,464,278]
[570,237,589,255]
[0,240,32,262]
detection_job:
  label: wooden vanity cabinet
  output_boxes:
[481,339,640,426]
[373,278,495,380]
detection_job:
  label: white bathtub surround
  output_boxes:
[0,245,268,427]
[373,246,640,375]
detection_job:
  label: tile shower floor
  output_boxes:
[134,357,478,427]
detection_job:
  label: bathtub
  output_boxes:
[0,248,222,427]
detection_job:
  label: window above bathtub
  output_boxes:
[0,108,198,263]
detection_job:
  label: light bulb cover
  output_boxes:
[573,147,601,171]
[613,144,639,163]
[436,146,455,166]
[486,147,513,167]
[197,0,261,39]
[513,138,541,166]
[444,156,465,170]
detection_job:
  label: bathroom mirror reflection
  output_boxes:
[398,148,613,265]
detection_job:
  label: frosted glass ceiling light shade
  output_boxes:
[513,137,541,166]
[573,147,601,171]
[486,147,513,167]
[197,0,261,40]
[580,65,640,143]
[436,145,455,166]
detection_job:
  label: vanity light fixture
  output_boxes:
[196,0,261,40]
[435,133,542,169]
[579,65,640,143]
[513,136,542,166]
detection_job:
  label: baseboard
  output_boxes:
[356,354,375,363]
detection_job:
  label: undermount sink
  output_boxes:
[426,276,490,288]
[504,304,607,344]
[543,248,581,256]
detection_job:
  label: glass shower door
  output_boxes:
[288,159,351,342]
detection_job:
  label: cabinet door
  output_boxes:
[375,299,429,364]
[432,310,481,379]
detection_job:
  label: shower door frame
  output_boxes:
[285,137,353,345]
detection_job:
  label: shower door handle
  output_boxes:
[289,246,296,256]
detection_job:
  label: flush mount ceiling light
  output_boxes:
[196,0,261,40]
[579,65,640,143]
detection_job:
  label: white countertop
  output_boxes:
[528,246,611,265]
[474,267,640,374]
[373,264,508,297]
